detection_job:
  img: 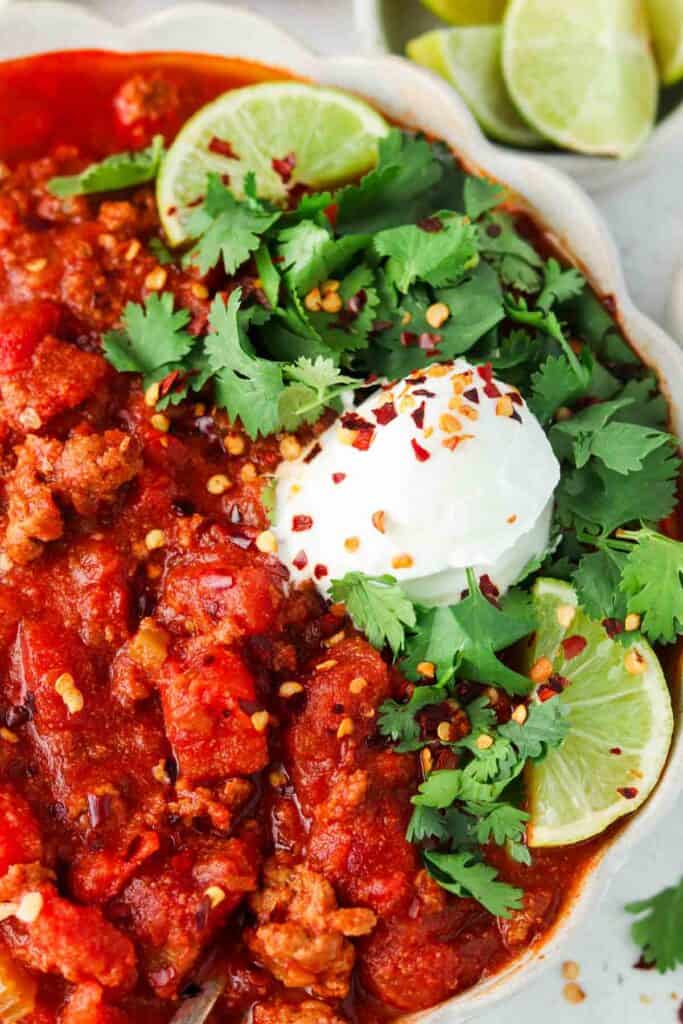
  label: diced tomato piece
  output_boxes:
[0,301,61,373]
[160,644,268,781]
[0,786,41,876]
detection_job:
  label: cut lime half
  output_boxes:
[502,0,659,157]
[526,578,673,848]
[646,0,683,85]
[421,0,506,25]
[158,82,389,245]
[407,27,544,147]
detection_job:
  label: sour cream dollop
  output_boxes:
[274,360,560,605]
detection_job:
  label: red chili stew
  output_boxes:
[0,51,642,1024]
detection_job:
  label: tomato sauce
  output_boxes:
[0,50,657,1024]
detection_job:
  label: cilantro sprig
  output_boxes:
[627,877,683,972]
[48,135,165,198]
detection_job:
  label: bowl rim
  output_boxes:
[1,3,682,1022]
[351,0,683,192]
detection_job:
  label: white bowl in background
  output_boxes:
[1,3,682,1022]
[353,0,683,193]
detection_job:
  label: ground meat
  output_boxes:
[0,869,137,992]
[59,983,129,1024]
[498,889,554,950]
[0,335,107,432]
[246,857,375,1000]
[114,74,180,129]
[3,431,141,564]
[253,999,347,1024]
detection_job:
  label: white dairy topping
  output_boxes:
[274,359,560,605]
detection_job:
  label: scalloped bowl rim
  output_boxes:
[1,4,682,1023]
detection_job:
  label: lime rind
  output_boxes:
[420,0,507,25]
[407,27,544,148]
[158,82,389,245]
[646,0,683,85]
[526,578,673,848]
[502,0,659,157]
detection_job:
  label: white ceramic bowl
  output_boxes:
[353,0,683,193]
[1,3,681,1022]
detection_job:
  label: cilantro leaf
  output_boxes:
[627,878,683,972]
[102,292,193,379]
[48,135,165,197]
[335,130,467,236]
[551,396,673,474]
[556,445,680,537]
[329,572,417,656]
[467,801,529,849]
[308,265,380,353]
[403,572,536,695]
[277,357,355,431]
[573,549,628,621]
[619,528,683,644]
[612,376,669,429]
[277,221,369,294]
[205,290,284,438]
[529,352,593,423]
[424,850,524,918]
[498,700,569,762]
[254,243,281,308]
[185,173,280,275]
[479,211,543,293]
[536,258,584,313]
[407,805,476,845]
[378,682,450,752]
[463,177,505,221]
[148,236,176,266]
[374,214,478,293]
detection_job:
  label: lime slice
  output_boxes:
[158,82,389,245]
[646,0,683,84]
[407,27,544,147]
[502,0,659,157]
[421,0,506,25]
[525,579,673,847]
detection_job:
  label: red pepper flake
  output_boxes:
[209,136,237,158]
[410,375,427,384]
[537,675,568,702]
[292,515,313,533]
[477,362,501,399]
[347,290,367,316]
[159,369,181,397]
[509,391,523,406]
[617,787,638,800]
[602,618,624,638]
[418,216,443,233]
[411,402,426,429]
[324,203,338,228]
[479,574,500,602]
[610,747,622,755]
[372,319,394,333]
[292,550,308,571]
[634,955,656,971]
[314,563,328,580]
[486,222,502,238]
[166,205,178,217]
[272,152,296,183]
[418,332,441,354]
[304,442,322,464]
[332,472,346,484]
[342,411,375,451]
[411,438,431,462]
[187,194,205,208]
[401,331,418,347]
[562,635,587,660]
[374,402,397,426]
[353,429,374,451]
[462,387,479,404]
[412,388,436,397]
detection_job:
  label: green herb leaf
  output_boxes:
[551,396,673,474]
[627,878,683,972]
[529,352,593,423]
[573,550,628,621]
[374,214,478,293]
[148,236,176,266]
[205,290,284,438]
[498,700,569,762]
[479,211,543,293]
[467,801,529,848]
[536,258,584,313]
[329,572,417,656]
[47,135,165,197]
[185,173,280,275]
[619,528,683,644]
[463,177,505,221]
[424,850,524,918]
[102,292,193,379]
[277,221,369,294]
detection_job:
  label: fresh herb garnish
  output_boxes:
[48,135,165,197]
[329,572,417,657]
[627,878,683,972]
[424,850,524,918]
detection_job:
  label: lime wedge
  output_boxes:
[421,0,506,25]
[646,0,683,84]
[158,82,389,245]
[525,579,673,848]
[407,27,544,147]
[502,0,659,157]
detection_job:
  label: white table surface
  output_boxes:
[13,1,683,1020]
